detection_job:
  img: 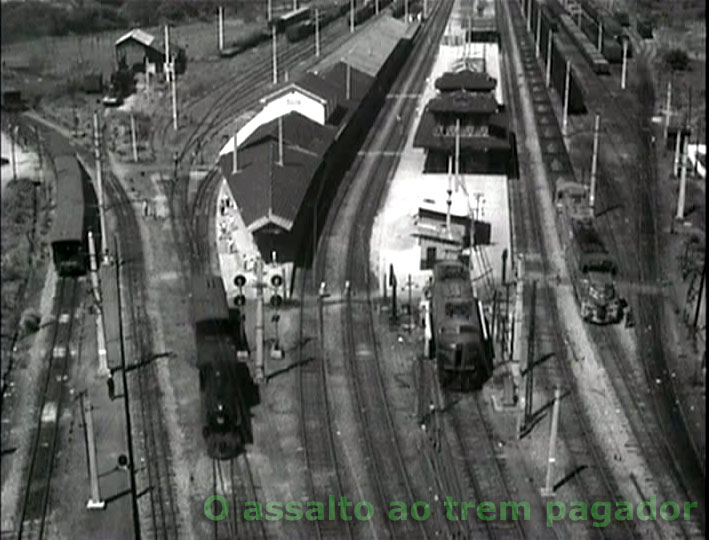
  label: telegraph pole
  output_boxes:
[10,123,17,181]
[674,125,682,176]
[92,112,108,263]
[130,113,138,163]
[562,60,571,137]
[83,393,105,509]
[170,59,178,130]
[350,0,355,33]
[164,25,171,83]
[88,231,109,377]
[267,0,272,21]
[676,137,688,220]
[546,30,553,87]
[664,79,672,141]
[620,38,628,90]
[589,113,600,213]
[535,10,541,58]
[540,387,562,497]
[218,6,224,52]
[272,26,278,84]
[597,22,603,52]
[232,125,239,174]
[315,8,320,57]
[114,234,141,540]
[522,281,537,432]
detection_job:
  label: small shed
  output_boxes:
[114,29,186,74]
[1,88,24,111]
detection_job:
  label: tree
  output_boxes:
[664,48,690,71]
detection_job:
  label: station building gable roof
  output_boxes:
[435,69,497,93]
[311,15,408,78]
[220,113,335,232]
[320,62,374,105]
[260,72,342,123]
[115,29,156,48]
[428,91,498,115]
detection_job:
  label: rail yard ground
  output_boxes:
[0,0,705,538]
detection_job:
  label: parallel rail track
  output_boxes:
[501,0,638,537]
[17,278,79,540]
[211,456,266,540]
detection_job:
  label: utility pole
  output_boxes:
[315,8,320,57]
[446,154,452,233]
[597,22,603,52]
[562,60,571,137]
[350,0,355,33]
[406,274,414,333]
[114,235,141,540]
[676,137,688,220]
[620,38,628,90]
[170,59,178,130]
[92,112,108,263]
[218,6,224,52]
[82,393,105,509]
[88,231,109,377]
[546,30,553,87]
[535,10,541,58]
[376,0,379,15]
[390,264,398,323]
[130,113,138,163]
[10,122,17,181]
[164,25,171,84]
[540,386,562,497]
[232,125,239,173]
[272,26,278,84]
[267,0,272,21]
[454,117,461,193]
[589,113,600,213]
[346,61,351,100]
[405,0,408,22]
[277,116,284,166]
[674,125,682,177]
[664,79,672,141]
[692,259,705,330]
[255,257,265,383]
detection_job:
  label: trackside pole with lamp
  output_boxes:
[233,274,249,359]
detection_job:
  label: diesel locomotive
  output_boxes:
[192,275,251,459]
[429,260,493,391]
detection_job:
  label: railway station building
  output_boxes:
[216,15,417,282]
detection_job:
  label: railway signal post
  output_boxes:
[255,257,266,383]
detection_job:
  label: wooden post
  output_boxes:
[218,6,224,51]
[170,60,178,130]
[315,8,320,57]
[676,137,688,220]
[597,22,603,51]
[272,26,277,84]
[546,30,553,87]
[664,79,672,141]
[620,38,628,90]
[350,0,355,33]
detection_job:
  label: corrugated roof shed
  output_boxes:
[220,113,336,232]
[311,15,408,78]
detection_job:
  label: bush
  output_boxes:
[20,309,41,336]
[664,48,690,71]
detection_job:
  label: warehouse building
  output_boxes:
[217,16,418,269]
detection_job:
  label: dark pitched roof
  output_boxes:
[220,113,335,232]
[428,91,498,115]
[413,110,511,151]
[435,70,497,93]
[320,62,374,105]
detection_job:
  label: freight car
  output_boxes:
[430,260,493,391]
[220,28,269,57]
[269,6,311,32]
[558,12,610,74]
[192,275,251,459]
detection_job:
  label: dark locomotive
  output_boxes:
[429,260,493,391]
[192,275,251,459]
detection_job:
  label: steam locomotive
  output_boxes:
[429,260,493,391]
[192,275,252,459]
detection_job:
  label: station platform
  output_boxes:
[215,180,292,302]
[371,0,511,304]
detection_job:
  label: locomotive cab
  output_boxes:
[51,240,87,276]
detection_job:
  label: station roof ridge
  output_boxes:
[260,72,342,116]
[240,111,336,155]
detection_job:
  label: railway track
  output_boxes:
[16,278,80,540]
[441,392,527,539]
[531,0,705,529]
[319,0,452,537]
[211,456,267,540]
[97,152,181,536]
[500,0,639,537]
